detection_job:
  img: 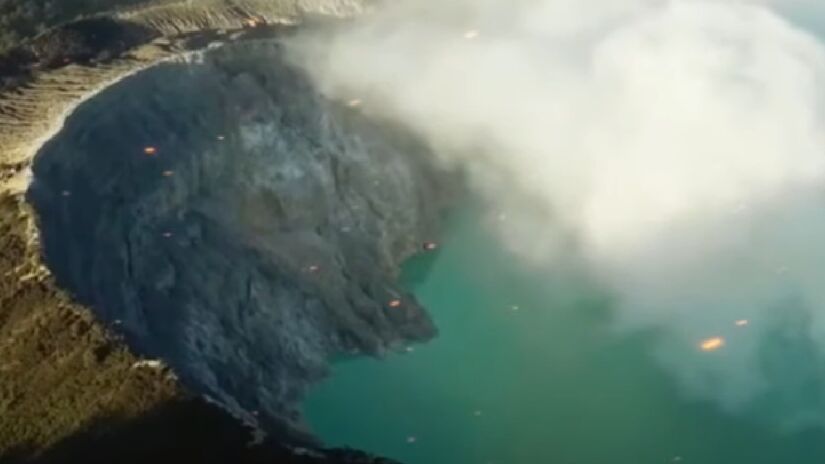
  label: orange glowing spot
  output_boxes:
[144,146,158,156]
[735,319,749,327]
[388,299,402,308]
[699,337,725,352]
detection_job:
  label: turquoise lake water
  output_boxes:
[304,208,825,464]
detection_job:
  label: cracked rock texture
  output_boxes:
[25,38,455,437]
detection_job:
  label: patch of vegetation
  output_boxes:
[0,193,182,458]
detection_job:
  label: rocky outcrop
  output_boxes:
[1,0,373,191]
[0,25,171,193]
[0,186,401,464]
[0,3,459,460]
[25,37,454,437]
[0,1,459,454]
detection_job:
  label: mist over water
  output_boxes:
[287,0,825,430]
[305,207,825,463]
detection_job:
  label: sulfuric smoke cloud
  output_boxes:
[286,0,825,428]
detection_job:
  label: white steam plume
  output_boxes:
[286,0,825,427]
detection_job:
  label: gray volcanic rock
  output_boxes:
[26,38,456,437]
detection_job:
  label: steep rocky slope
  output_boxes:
[0,1,456,461]
[28,37,453,436]
[0,190,402,464]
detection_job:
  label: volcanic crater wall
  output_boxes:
[26,38,454,436]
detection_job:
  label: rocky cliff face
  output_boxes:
[1,0,374,189]
[25,38,455,438]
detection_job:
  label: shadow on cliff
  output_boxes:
[2,398,397,464]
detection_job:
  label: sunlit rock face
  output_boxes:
[27,38,453,436]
